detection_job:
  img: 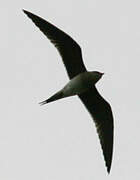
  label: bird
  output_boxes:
[23,9,114,173]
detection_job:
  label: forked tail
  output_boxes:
[39,90,64,105]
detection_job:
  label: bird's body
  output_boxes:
[63,71,94,97]
[40,71,103,104]
[63,71,103,95]
[23,10,114,173]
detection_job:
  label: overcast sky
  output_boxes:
[1,0,140,179]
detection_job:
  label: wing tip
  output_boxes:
[22,9,28,14]
[22,9,33,18]
[22,9,29,13]
[107,165,111,174]
[106,156,113,174]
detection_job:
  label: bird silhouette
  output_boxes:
[23,10,114,173]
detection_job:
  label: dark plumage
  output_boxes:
[23,10,114,173]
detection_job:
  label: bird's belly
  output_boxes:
[63,78,89,97]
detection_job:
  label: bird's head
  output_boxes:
[89,71,104,84]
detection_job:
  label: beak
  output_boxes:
[101,73,104,76]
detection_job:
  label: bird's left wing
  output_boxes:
[79,86,114,173]
[23,10,86,79]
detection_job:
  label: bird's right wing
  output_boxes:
[79,86,114,173]
[23,10,86,79]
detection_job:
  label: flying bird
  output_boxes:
[23,10,114,173]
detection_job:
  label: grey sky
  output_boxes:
[0,0,140,179]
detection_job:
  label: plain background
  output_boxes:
[1,0,140,179]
